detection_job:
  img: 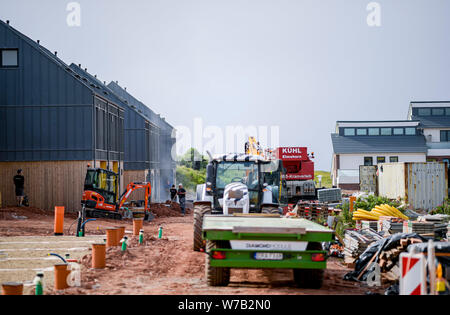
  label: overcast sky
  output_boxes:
[2,0,450,170]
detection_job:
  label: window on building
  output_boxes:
[393,128,404,135]
[440,130,450,142]
[445,108,450,116]
[377,156,386,164]
[432,108,445,116]
[357,128,367,136]
[344,128,355,136]
[380,128,392,136]
[405,128,416,135]
[418,108,431,116]
[389,156,399,163]
[1,49,18,67]
[364,157,373,166]
[368,128,380,136]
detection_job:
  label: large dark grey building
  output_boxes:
[108,81,176,201]
[0,19,176,210]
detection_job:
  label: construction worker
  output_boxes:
[177,184,186,216]
[170,185,177,202]
[13,169,25,206]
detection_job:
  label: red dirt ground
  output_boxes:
[0,206,384,295]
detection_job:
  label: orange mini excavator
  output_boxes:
[81,167,152,220]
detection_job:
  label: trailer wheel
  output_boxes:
[293,242,324,289]
[206,240,230,287]
[193,202,212,251]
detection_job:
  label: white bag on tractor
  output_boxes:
[222,182,250,215]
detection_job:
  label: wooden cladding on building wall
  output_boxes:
[123,170,148,201]
[0,161,89,212]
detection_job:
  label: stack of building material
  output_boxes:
[317,188,342,203]
[403,221,435,235]
[378,237,423,281]
[343,229,382,266]
[361,220,378,231]
[294,202,329,222]
[434,222,448,239]
[378,217,404,234]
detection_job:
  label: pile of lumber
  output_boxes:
[344,229,382,266]
[377,237,423,281]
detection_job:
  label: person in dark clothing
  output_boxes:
[13,169,25,206]
[177,184,186,215]
[170,185,177,202]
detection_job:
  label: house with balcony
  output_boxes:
[331,121,428,189]
[408,101,450,165]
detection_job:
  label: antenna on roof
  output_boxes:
[6,20,10,25]
[54,51,57,56]
[94,74,97,78]
[78,64,81,68]
[85,68,87,72]
[37,40,40,45]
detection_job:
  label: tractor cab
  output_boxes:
[203,155,286,213]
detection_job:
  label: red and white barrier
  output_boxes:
[399,253,427,295]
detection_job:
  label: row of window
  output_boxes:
[343,127,416,137]
[0,48,18,67]
[416,107,450,117]
[364,156,398,166]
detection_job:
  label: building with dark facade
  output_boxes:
[0,19,176,210]
[108,81,176,201]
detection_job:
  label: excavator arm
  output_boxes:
[118,182,152,212]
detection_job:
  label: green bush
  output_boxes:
[432,198,450,215]
[176,165,206,192]
[354,195,402,211]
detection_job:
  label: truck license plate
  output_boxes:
[254,252,283,260]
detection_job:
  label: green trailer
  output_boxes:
[202,215,334,288]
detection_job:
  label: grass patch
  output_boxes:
[315,171,332,188]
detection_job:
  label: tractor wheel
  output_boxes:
[205,240,230,287]
[193,202,212,251]
[293,242,324,289]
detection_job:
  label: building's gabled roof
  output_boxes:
[69,64,127,110]
[0,19,96,95]
[331,134,428,154]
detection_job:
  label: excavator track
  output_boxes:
[85,208,123,220]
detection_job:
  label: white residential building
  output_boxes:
[330,121,427,189]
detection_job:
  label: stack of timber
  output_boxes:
[377,237,423,282]
[344,229,382,266]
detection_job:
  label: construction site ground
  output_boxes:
[0,205,385,295]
